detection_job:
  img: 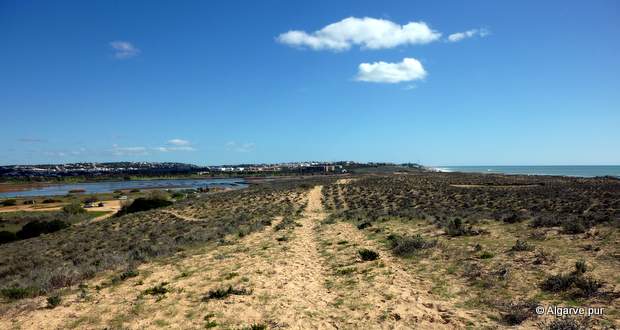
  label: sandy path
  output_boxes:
[269,185,339,328]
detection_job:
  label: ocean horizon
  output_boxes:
[431,165,620,178]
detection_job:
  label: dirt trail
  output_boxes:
[269,185,339,328]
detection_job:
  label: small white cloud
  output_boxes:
[168,139,190,146]
[109,41,140,59]
[154,146,196,152]
[110,146,148,156]
[225,141,255,153]
[356,58,427,84]
[447,28,489,42]
[43,151,67,157]
[277,17,441,51]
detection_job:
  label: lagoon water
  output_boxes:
[0,178,246,198]
[432,165,620,178]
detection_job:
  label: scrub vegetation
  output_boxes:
[0,173,618,329]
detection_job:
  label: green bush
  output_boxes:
[120,269,139,281]
[445,218,480,236]
[358,248,379,261]
[562,218,587,234]
[143,282,169,296]
[480,251,495,259]
[16,220,69,239]
[46,294,61,308]
[1,199,17,207]
[116,198,172,216]
[511,239,533,252]
[203,286,251,301]
[0,287,39,300]
[540,262,603,298]
[389,234,437,257]
[62,201,86,215]
[501,310,530,326]
[0,231,17,244]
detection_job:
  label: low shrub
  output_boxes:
[0,286,39,300]
[358,248,379,261]
[62,201,86,215]
[120,269,139,281]
[116,197,172,216]
[494,210,526,224]
[46,294,61,308]
[335,267,356,276]
[389,234,437,257]
[15,220,69,240]
[543,316,589,330]
[540,261,603,298]
[511,239,534,252]
[0,230,17,244]
[274,217,297,231]
[143,282,169,296]
[561,218,587,234]
[574,259,586,273]
[203,286,251,300]
[501,309,530,326]
[1,199,17,207]
[499,300,537,326]
[480,251,495,259]
[445,218,480,236]
[530,215,562,228]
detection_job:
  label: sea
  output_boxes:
[431,166,620,178]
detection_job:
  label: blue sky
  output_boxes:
[1,0,618,166]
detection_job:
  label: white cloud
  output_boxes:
[157,138,196,151]
[168,139,190,146]
[447,28,489,42]
[110,140,196,156]
[225,141,255,153]
[110,146,148,156]
[154,146,196,152]
[109,41,140,59]
[277,17,441,51]
[356,58,427,84]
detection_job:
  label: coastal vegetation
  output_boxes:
[0,172,617,328]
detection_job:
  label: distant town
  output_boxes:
[0,161,425,181]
